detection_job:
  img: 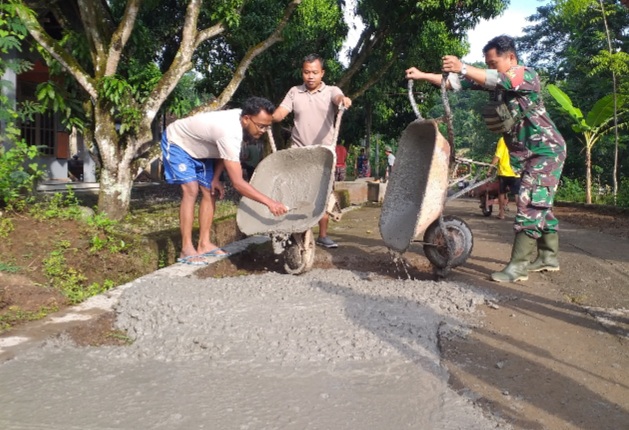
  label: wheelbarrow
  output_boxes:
[236,108,344,275]
[468,178,500,217]
[379,78,473,277]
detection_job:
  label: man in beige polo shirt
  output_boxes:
[272,54,352,248]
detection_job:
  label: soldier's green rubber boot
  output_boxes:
[528,233,560,272]
[491,232,537,283]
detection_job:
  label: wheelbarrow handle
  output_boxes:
[407,79,423,120]
[440,73,455,165]
[266,128,277,153]
[331,104,345,147]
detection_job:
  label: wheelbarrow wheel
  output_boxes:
[423,216,473,269]
[480,193,493,217]
[283,229,315,275]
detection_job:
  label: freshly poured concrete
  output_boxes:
[0,268,509,429]
[237,146,334,235]
[380,120,450,252]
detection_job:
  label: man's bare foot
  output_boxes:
[198,245,229,256]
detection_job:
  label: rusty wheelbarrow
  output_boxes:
[468,178,500,217]
[236,109,344,275]
[379,78,473,277]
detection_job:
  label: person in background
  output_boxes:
[242,139,263,181]
[355,147,370,178]
[162,97,287,265]
[489,136,521,220]
[405,35,566,282]
[272,53,352,249]
[384,146,395,182]
[335,143,348,181]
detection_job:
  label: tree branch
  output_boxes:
[337,25,382,91]
[15,1,98,99]
[347,55,397,100]
[143,0,204,120]
[77,0,115,76]
[196,22,227,46]
[105,0,142,76]
[199,0,302,112]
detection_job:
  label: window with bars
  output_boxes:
[20,111,56,156]
[17,80,57,157]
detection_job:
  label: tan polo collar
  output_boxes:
[298,82,327,94]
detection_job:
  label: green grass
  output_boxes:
[0,261,19,273]
[0,305,59,333]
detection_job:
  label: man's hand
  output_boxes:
[267,200,288,216]
[441,55,464,74]
[337,96,352,109]
[210,180,225,199]
[405,67,423,80]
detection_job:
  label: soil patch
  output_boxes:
[0,184,242,343]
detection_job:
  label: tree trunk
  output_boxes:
[585,147,592,205]
[92,103,137,220]
[598,0,619,204]
[365,102,373,177]
[97,160,134,221]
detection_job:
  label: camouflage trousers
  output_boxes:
[514,152,566,239]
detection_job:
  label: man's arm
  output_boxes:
[222,159,287,216]
[405,56,487,88]
[334,94,352,109]
[488,154,501,176]
[404,68,446,87]
[211,159,226,199]
[441,55,487,86]
[272,105,290,122]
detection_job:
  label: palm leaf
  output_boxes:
[547,84,583,123]
[586,94,616,128]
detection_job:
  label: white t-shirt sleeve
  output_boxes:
[216,133,242,162]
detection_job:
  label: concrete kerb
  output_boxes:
[0,235,270,362]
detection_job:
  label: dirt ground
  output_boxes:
[197,199,629,430]
[1,197,628,429]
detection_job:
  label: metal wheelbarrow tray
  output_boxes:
[379,119,450,252]
[379,79,474,276]
[236,145,335,274]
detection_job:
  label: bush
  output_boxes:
[616,177,629,208]
[0,140,45,207]
[555,177,586,203]
[1,3,46,208]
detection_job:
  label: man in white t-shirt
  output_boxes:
[161,97,287,265]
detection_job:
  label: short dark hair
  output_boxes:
[303,53,325,69]
[482,35,518,59]
[242,97,275,116]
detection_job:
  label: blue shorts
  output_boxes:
[161,131,215,188]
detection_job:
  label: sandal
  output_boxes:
[176,255,209,266]
[200,248,232,257]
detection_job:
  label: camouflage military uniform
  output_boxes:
[452,66,567,239]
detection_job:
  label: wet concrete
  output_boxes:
[0,256,510,429]
[237,146,334,236]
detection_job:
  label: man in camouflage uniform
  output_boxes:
[405,35,566,282]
